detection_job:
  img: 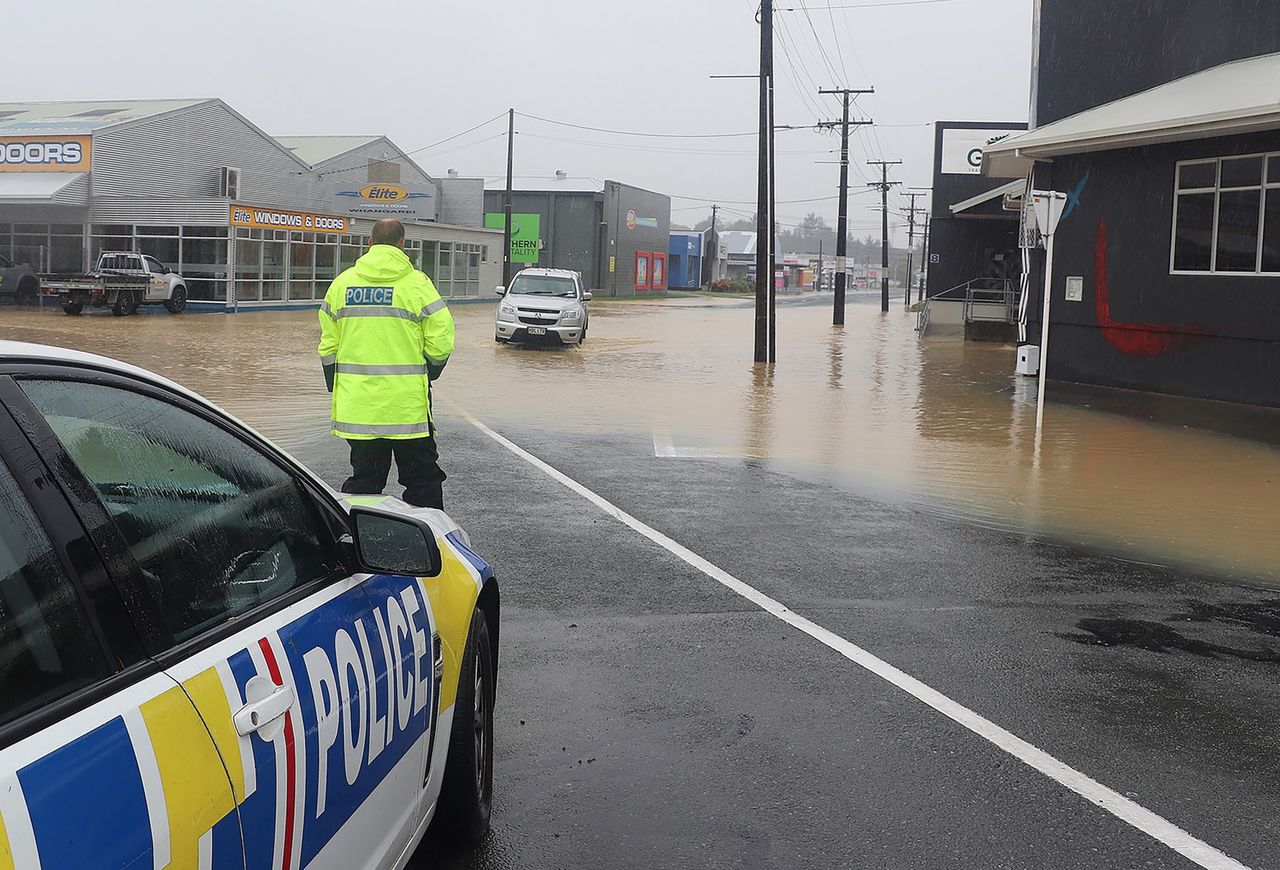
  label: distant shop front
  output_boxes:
[0,100,500,311]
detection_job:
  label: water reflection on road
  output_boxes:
[3,294,1277,584]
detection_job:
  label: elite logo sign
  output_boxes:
[0,135,92,172]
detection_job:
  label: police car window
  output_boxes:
[21,379,340,645]
[0,459,107,729]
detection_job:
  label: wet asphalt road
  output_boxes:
[295,409,1280,870]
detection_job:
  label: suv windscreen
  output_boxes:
[509,276,577,298]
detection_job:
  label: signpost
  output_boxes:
[1030,189,1069,454]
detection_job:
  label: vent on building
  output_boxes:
[0,111,22,121]
[219,166,242,199]
[72,108,124,118]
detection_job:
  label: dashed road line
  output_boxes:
[466,414,1252,870]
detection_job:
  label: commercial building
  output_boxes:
[924,121,1028,299]
[982,0,1280,407]
[668,231,704,289]
[0,99,500,309]
[482,176,671,295]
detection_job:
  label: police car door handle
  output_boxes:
[233,682,295,737]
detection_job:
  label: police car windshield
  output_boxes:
[510,276,577,297]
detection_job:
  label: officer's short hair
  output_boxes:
[371,218,406,246]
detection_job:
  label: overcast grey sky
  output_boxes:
[15,0,1032,241]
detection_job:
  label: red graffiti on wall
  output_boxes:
[1095,219,1212,356]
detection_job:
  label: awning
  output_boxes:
[951,179,1026,215]
[984,51,1280,177]
[0,172,88,206]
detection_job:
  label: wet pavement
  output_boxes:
[3,295,1279,867]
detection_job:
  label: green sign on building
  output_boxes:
[484,212,541,263]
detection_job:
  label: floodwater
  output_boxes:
[2,293,1277,584]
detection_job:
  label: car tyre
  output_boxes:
[111,297,133,317]
[62,301,83,316]
[437,607,494,845]
[165,286,187,314]
[494,334,507,343]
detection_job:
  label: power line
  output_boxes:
[780,0,961,8]
[515,111,764,140]
[316,111,507,178]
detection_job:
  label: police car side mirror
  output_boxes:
[349,506,443,577]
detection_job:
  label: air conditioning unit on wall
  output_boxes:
[219,166,242,199]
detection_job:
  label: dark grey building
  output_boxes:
[924,121,1027,299]
[981,1,1280,407]
[484,177,671,295]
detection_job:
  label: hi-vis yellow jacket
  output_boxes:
[318,244,455,440]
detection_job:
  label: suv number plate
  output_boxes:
[527,326,547,335]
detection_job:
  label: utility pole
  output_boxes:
[704,203,719,286]
[502,107,515,288]
[902,191,926,308]
[867,159,902,312]
[768,72,777,363]
[817,88,873,326]
[816,238,823,291]
[918,213,930,304]
[754,0,773,364]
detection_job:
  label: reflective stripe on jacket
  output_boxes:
[317,244,455,440]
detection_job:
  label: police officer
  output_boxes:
[318,218,455,508]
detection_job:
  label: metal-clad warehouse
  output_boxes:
[0,98,500,309]
[482,176,671,296]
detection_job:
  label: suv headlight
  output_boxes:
[498,301,516,319]
[561,305,582,323]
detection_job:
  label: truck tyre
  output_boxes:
[111,294,136,316]
[16,277,38,304]
[165,286,187,314]
[62,301,83,316]
[435,607,494,846]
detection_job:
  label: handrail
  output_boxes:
[918,277,1017,335]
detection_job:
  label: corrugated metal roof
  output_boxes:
[0,172,86,203]
[0,99,207,134]
[275,135,383,166]
[984,51,1280,176]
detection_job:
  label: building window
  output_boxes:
[1171,153,1280,274]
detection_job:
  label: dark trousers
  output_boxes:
[342,437,446,509]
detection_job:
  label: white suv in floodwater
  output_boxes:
[494,268,592,345]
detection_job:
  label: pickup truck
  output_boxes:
[43,252,189,316]
[0,254,39,303]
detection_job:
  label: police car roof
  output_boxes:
[0,340,199,397]
[516,268,578,278]
[0,339,337,493]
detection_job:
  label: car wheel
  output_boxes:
[16,277,38,304]
[111,297,133,316]
[62,301,83,316]
[494,334,506,343]
[437,607,494,845]
[578,324,587,344]
[165,286,187,314]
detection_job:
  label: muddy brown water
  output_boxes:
[2,296,1277,585]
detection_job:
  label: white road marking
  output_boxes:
[652,432,733,460]
[467,415,1252,870]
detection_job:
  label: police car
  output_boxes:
[0,341,499,869]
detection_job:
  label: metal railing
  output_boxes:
[962,278,1016,324]
[916,278,1016,336]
